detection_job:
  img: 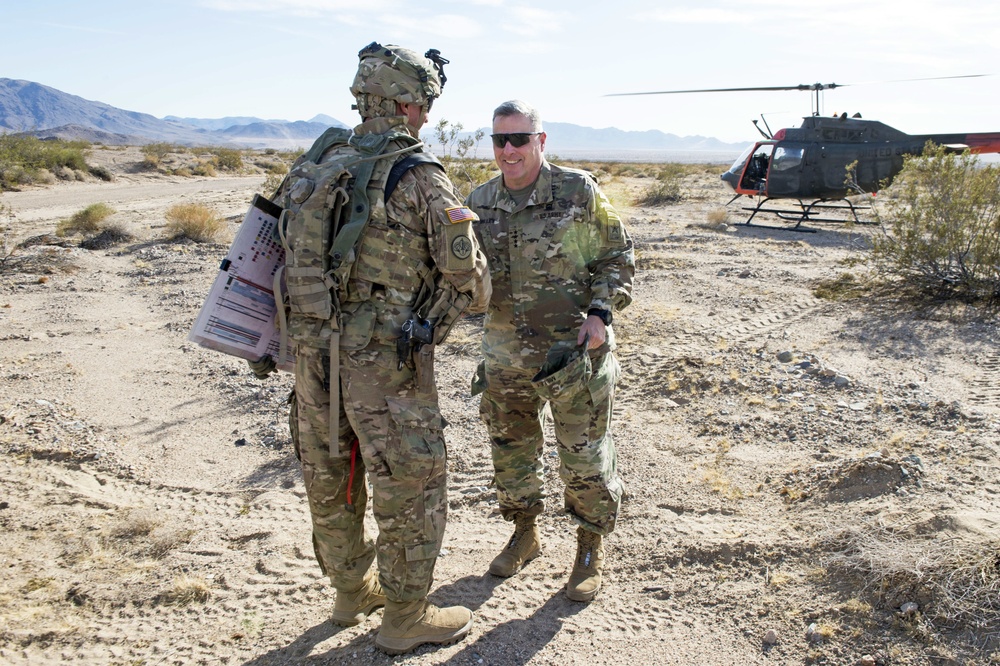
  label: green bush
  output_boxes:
[867,145,1000,303]
[210,148,243,171]
[57,203,116,236]
[0,134,90,190]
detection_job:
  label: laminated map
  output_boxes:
[188,194,293,371]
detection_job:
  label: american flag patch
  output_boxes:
[445,206,476,224]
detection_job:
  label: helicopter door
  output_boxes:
[737,142,774,195]
[763,143,806,197]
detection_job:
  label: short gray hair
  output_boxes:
[492,100,542,132]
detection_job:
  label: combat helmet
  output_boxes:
[351,41,449,117]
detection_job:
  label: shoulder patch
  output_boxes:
[445,206,477,224]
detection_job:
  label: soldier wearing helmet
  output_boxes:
[277,42,490,655]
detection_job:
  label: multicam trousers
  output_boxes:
[479,352,624,534]
[293,342,448,602]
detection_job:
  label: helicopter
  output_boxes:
[607,78,1000,230]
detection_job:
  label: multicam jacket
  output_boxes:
[465,160,634,371]
[281,116,491,350]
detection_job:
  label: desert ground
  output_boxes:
[1,146,998,666]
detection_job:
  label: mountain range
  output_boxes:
[0,78,746,153]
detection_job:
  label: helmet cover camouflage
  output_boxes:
[350,42,447,111]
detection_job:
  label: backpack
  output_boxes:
[273,126,439,353]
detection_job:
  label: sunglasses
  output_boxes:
[491,132,540,148]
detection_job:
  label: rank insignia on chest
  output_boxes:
[445,206,477,224]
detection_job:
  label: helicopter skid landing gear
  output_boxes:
[738,197,875,232]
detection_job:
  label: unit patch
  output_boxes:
[451,234,473,260]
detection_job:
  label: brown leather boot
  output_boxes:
[566,527,604,602]
[330,572,385,626]
[488,517,542,577]
[375,599,473,655]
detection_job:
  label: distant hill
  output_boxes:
[0,78,347,148]
[542,122,745,152]
[163,114,348,133]
[1,78,744,153]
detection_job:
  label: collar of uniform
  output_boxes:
[495,160,553,213]
[353,115,416,138]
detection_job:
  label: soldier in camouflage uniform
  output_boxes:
[464,100,634,602]
[278,43,491,655]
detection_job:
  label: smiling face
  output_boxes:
[492,112,546,191]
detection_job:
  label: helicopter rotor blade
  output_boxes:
[604,74,990,98]
[604,83,844,97]
[847,73,989,86]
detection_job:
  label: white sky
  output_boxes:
[2,0,998,143]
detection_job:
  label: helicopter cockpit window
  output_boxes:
[771,146,804,172]
[726,144,757,176]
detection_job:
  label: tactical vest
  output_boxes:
[275,126,442,350]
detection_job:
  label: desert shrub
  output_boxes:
[0,201,14,267]
[209,147,244,171]
[88,164,113,181]
[813,271,871,301]
[261,171,285,197]
[255,159,288,175]
[163,575,211,605]
[0,134,90,190]
[80,222,133,250]
[165,202,225,242]
[57,203,116,236]
[141,142,176,168]
[635,174,681,206]
[447,159,497,201]
[192,161,217,177]
[820,518,1000,646]
[867,145,1000,303]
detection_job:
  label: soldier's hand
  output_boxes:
[578,316,606,350]
[248,355,277,380]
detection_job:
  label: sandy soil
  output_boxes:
[1,147,999,666]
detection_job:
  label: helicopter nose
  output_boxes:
[720,170,738,192]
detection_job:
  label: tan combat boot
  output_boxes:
[566,527,604,602]
[488,517,542,577]
[330,572,386,626]
[375,599,473,655]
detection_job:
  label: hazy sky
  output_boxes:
[3,0,998,143]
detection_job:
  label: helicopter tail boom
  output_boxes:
[962,133,1000,154]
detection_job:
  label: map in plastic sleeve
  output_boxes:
[188,194,294,371]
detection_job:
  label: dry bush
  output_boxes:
[192,161,217,177]
[140,142,177,169]
[56,203,116,236]
[819,517,1000,640]
[813,272,872,301]
[109,509,160,539]
[163,575,211,605]
[165,203,226,242]
[635,173,682,206]
[706,208,729,225]
[261,171,285,198]
[79,221,133,250]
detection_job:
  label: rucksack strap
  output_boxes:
[384,153,444,200]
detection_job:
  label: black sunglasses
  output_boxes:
[491,132,540,148]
